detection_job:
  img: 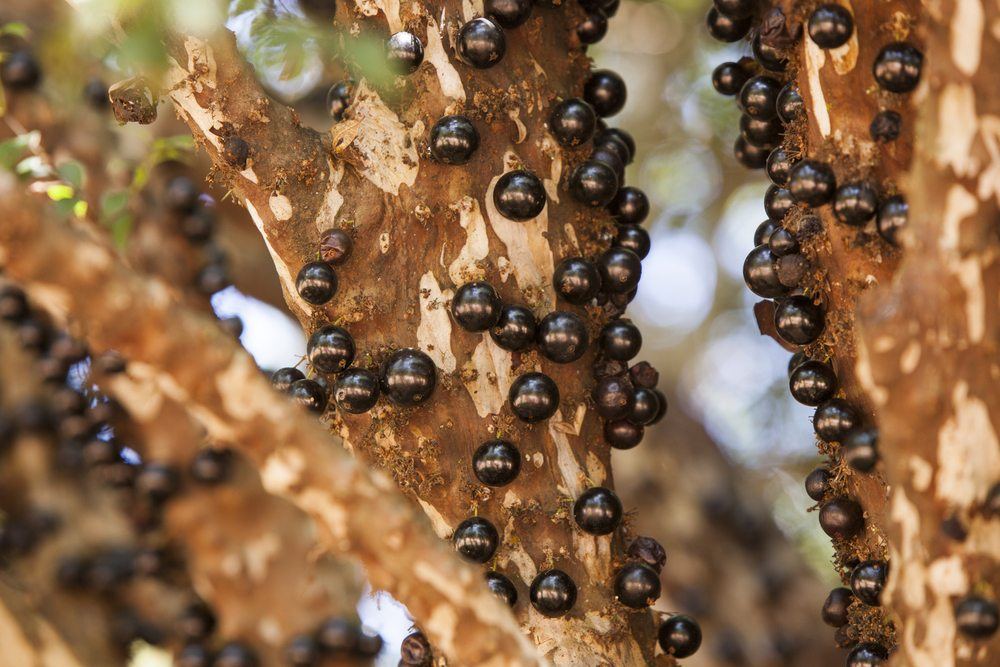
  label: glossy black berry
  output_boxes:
[734,136,769,169]
[473,439,521,487]
[271,367,305,393]
[607,188,648,226]
[400,631,432,666]
[429,115,480,165]
[789,359,837,406]
[658,615,702,659]
[308,325,355,374]
[598,247,642,294]
[333,368,380,414]
[537,311,589,363]
[774,295,825,345]
[805,466,831,502]
[604,419,643,449]
[615,225,650,260]
[386,31,424,74]
[847,643,888,667]
[569,160,619,207]
[764,185,795,220]
[712,61,752,96]
[290,379,327,413]
[766,147,799,186]
[808,4,853,49]
[599,320,641,361]
[486,0,533,28]
[851,560,887,606]
[614,562,660,609]
[752,34,787,72]
[136,463,180,503]
[577,11,608,44]
[870,110,901,142]
[739,76,781,120]
[743,245,787,298]
[821,587,853,627]
[600,128,636,163]
[176,643,212,667]
[755,219,779,246]
[776,82,804,124]
[788,160,836,207]
[706,7,751,42]
[164,176,200,214]
[296,261,338,305]
[873,42,923,93]
[452,516,499,563]
[814,398,861,442]
[485,571,518,607]
[583,69,626,118]
[573,486,623,535]
[451,281,502,332]
[877,195,907,246]
[326,80,353,120]
[190,448,232,485]
[843,426,879,472]
[768,227,799,256]
[529,569,577,617]
[955,595,999,639]
[1,51,41,90]
[819,497,864,540]
[381,349,436,407]
[285,634,320,667]
[592,375,635,420]
[549,98,597,147]
[833,182,878,226]
[740,114,782,148]
[458,17,506,68]
[215,643,258,667]
[628,387,661,426]
[494,170,546,221]
[177,602,216,641]
[713,0,754,18]
[490,304,537,350]
[509,372,559,422]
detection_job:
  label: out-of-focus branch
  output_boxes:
[0,193,541,667]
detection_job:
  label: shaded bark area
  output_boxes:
[854,1,1000,664]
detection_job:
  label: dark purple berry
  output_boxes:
[326,80,353,120]
[490,304,537,350]
[955,595,999,639]
[529,569,577,617]
[834,182,879,226]
[766,147,799,186]
[877,195,907,246]
[509,372,559,422]
[712,60,752,96]
[813,398,861,442]
[295,261,338,305]
[713,0,754,19]
[808,4,854,49]
[850,560,887,606]
[549,98,597,147]
[308,325,356,373]
[597,128,636,163]
[754,219,779,246]
[821,587,853,627]
[788,159,836,207]
[774,295,825,345]
[604,419,643,449]
[333,368,380,413]
[658,615,702,658]
[776,82,805,124]
[847,643,888,667]
[569,160,619,207]
[577,11,608,45]
[599,320,641,361]
[381,349,436,407]
[486,0,533,29]
[222,135,249,169]
[458,17,506,69]
[537,311,589,363]
[452,516,499,563]
[740,114,782,148]
[290,379,327,413]
[494,170,546,221]
[768,227,799,256]
[271,367,305,393]
[734,136,769,169]
[873,42,923,93]
[214,642,258,667]
[614,562,661,609]
[843,426,879,472]
[608,187,648,225]
[573,486,623,535]
[805,467,831,501]
[598,247,642,294]
[628,387,661,425]
[386,32,423,74]
[320,228,352,265]
[592,375,635,420]
[739,76,781,119]
[764,184,795,220]
[429,115,480,165]
[870,110,902,142]
[743,245,787,298]
[789,359,837,406]
[1,51,41,90]
[626,536,666,572]
[706,7,751,43]
[583,69,627,118]
[472,439,521,487]
[614,225,650,259]
[486,571,518,606]
[451,281,502,331]
[178,602,216,641]
[285,634,320,667]
[819,497,864,540]
[752,33,787,72]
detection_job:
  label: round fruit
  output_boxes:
[774,295,825,345]
[955,595,999,639]
[537,311,589,363]
[451,281,502,332]
[766,147,799,186]
[308,325,356,374]
[529,569,577,617]
[549,98,597,147]
[739,76,781,119]
[789,359,838,406]
[614,562,661,609]
[870,110,902,143]
[494,170,546,221]
[615,225,651,259]
[598,247,642,294]
[873,42,923,93]
[712,61,752,96]
[592,375,635,421]
[577,11,609,45]
[752,34,787,72]
[604,419,643,449]
[813,398,861,442]
[877,195,908,246]
[290,379,327,413]
[833,182,879,226]
[599,320,642,361]
[608,187,649,225]
[386,31,424,74]
[429,115,480,165]
[851,560,888,606]
[822,587,854,627]
[326,80,353,120]
[658,615,702,659]
[573,486,623,535]
[740,114,782,148]
[743,245,787,299]
[486,0,533,29]
[583,69,627,117]
[808,4,854,49]
[843,426,879,472]
[473,439,521,487]
[490,304,537,351]
[628,387,661,425]
[486,571,518,606]
[452,516,499,563]
[776,82,804,124]
[320,228,353,265]
[296,261,338,305]
[706,7,751,42]
[734,136,769,169]
[847,643,888,667]
[381,349,436,407]
[509,372,559,422]
[271,367,305,393]
[764,185,795,220]
[458,17,506,69]
[819,497,864,540]
[333,368,380,413]
[569,160,619,207]
[788,160,836,207]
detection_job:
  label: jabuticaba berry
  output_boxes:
[494,169,546,221]
[285,634,320,667]
[599,320,642,361]
[788,350,808,375]
[955,595,1000,639]
[296,261,338,305]
[764,185,795,220]
[713,0,754,19]
[308,325,356,374]
[529,569,577,617]
[326,80,353,120]
[789,359,838,406]
[870,110,901,143]
[734,136,769,169]
[573,486,623,535]
[776,82,804,124]
[740,115,782,149]
[743,245,787,299]
[320,228,353,267]
[847,643,889,667]
[768,227,799,256]
[429,115,480,165]
[614,562,661,609]
[458,17,506,69]
[84,77,109,109]
[755,219,779,246]
[877,194,907,246]
[164,176,200,214]
[766,147,799,186]
[1,51,42,90]
[549,98,597,147]
[608,187,648,225]
[851,560,887,606]
[833,181,879,226]
[739,76,781,120]
[873,42,923,93]
[604,419,643,449]
[813,398,861,442]
[486,0,533,29]
[333,368,380,413]
[290,378,328,413]
[451,281,502,331]
[271,367,305,393]
[452,516,499,563]
[788,159,836,207]
[577,11,609,45]
[317,618,360,653]
[583,69,627,118]
[190,448,232,485]
[180,207,215,243]
[135,463,180,504]
[712,61,752,96]
[706,7,751,43]
[490,304,537,350]
[658,614,702,659]
[774,295,825,345]
[752,34,787,73]
[400,631,432,666]
[381,348,436,406]
[592,375,635,420]
[472,439,521,487]
[178,602,216,641]
[214,642,259,667]
[598,127,636,163]
[629,387,661,425]
[176,643,212,667]
[822,587,854,627]
[598,247,642,294]
[486,571,519,606]
[386,31,424,74]
[509,372,559,422]
[569,160,619,207]
[537,311,589,363]
[590,146,625,186]
[808,4,854,49]
[615,225,651,260]
[843,426,879,472]
[818,497,864,540]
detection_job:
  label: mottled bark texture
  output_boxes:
[0,193,542,667]
[160,2,659,663]
[854,0,1000,664]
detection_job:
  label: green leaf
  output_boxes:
[109,214,133,249]
[46,184,76,201]
[57,160,86,190]
[100,189,130,218]
[0,23,30,39]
